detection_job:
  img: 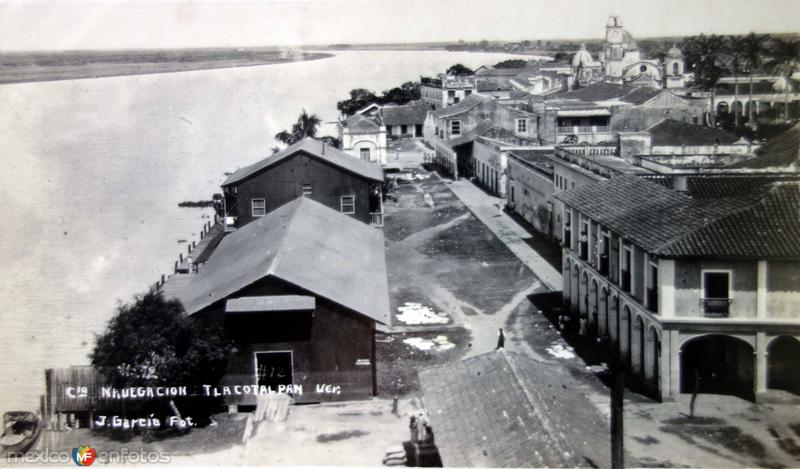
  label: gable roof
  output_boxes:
[555,82,632,102]
[556,175,800,258]
[343,114,382,133]
[431,94,490,118]
[646,119,740,146]
[619,86,663,105]
[222,138,383,186]
[728,123,800,169]
[164,197,391,323]
[379,103,430,126]
[419,350,609,468]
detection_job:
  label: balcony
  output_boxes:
[701,298,732,318]
[647,288,658,313]
[620,270,631,292]
[556,125,612,134]
[598,254,609,276]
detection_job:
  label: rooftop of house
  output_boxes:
[476,78,514,92]
[222,138,384,186]
[728,123,800,170]
[508,148,555,175]
[619,86,664,105]
[342,113,382,133]
[418,350,609,468]
[645,119,741,146]
[379,103,431,126]
[431,94,490,118]
[161,197,391,323]
[556,175,800,258]
[554,82,633,102]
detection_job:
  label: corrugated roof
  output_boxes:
[419,350,609,468]
[225,295,315,313]
[222,138,384,186]
[646,119,740,146]
[164,197,391,323]
[379,103,430,126]
[556,175,800,258]
[431,94,489,118]
[728,123,800,169]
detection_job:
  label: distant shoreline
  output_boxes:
[0,51,333,85]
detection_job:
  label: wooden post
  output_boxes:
[179,253,183,263]
[174,260,179,273]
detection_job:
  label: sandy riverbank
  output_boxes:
[0,50,333,85]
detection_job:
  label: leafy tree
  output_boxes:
[742,33,770,127]
[479,39,490,50]
[336,88,379,116]
[379,81,421,105]
[446,63,474,76]
[319,135,343,150]
[91,291,234,421]
[684,34,726,126]
[724,35,747,127]
[275,109,322,145]
[494,59,528,69]
[765,37,800,120]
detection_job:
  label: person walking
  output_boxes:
[496,328,505,349]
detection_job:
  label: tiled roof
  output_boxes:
[556,175,800,258]
[477,78,513,91]
[343,114,382,132]
[379,103,430,126]
[163,197,391,323]
[222,138,384,186]
[619,86,663,105]
[646,119,740,146]
[509,148,554,163]
[431,94,489,118]
[554,82,632,102]
[686,175,797,199]
[419,350,609,468]
[728,123,800,169]
[658,181,800,258]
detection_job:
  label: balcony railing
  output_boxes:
[701,298,732,317]
[647,287,658,313]
[556,125,612,134]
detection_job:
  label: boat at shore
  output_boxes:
[0,411,42,456]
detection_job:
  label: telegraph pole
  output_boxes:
[610,349,625,469]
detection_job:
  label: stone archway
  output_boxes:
[563,258,572,308]
[609,295,620,345]
[767,336,800,396]
[579,272,589,330]
[570,264,580,315]
[598,287,609,338]
[620,305,632,364]
[589,279,599,336]
[681,334,755,401]
[632,315,645,375]
[646,326,660,393]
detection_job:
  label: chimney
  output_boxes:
[673,175,688,192]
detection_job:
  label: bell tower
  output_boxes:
[604,15,625,81]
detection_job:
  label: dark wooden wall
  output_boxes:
[229,152,375,226]
[201,276,377,405]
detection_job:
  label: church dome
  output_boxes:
[668,44,683,58]
[572,44,596,67]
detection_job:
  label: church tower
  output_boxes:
[604,15,626,82]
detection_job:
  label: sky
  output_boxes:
[0,0,798,51]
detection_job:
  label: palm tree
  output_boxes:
[275,109,322,145]
[725,35,747,127]
[741,33,770,128]
[684,34,726,126]
[765,38,800,121]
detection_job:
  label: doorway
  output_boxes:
[255,351,294,390]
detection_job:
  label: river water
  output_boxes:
[0,50,541,412]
